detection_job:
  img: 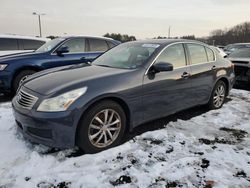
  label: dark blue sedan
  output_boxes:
[0,36,120,94]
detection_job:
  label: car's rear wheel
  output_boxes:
[208,80,227,109]
[77,100,126,153]
[13,70,36,93]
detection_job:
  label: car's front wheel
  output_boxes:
[13,70,36,93]
[77,100,126,153]
[208,80,227,109]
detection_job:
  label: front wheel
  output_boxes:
[208,80,227,110]
[77,100,126,153]
[13,70,36,93]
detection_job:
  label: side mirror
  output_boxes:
[56,46,69,56]
[151,62,173,73]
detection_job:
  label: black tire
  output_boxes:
[13,70,36,93]
[77,100,126,153]
[208,80,227,110]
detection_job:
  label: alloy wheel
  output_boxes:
[88,109,121,148]
[213,84,225,108]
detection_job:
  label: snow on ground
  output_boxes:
[0,89,250,188]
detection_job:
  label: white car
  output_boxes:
[0,35,50,56]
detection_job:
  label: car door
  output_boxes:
[49,38,92,67]
[186,43,216,104]
[142,43,194,122]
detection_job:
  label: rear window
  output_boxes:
[88,39,109,52]
[18,39,45,50]
[0,38,19,50]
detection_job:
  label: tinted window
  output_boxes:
[206,47,215,61]
[0,38,18,50]
[88,39,109,52]
[62,38,86,53]
[19,39,45,50]
[187,44,208,65]
[155,44,186,68]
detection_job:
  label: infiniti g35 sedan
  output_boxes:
[12,39,235,153]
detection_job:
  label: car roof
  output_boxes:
[60,35,120,42]
[0,34,50,42]
[127,39,206,46]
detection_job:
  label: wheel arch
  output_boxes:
[75,95,132,145]
[11,65,43,88]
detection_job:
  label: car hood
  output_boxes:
[0,51,45,63]
[24,64,132,95]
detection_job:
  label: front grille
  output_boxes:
[232,61,249,64]
[16,89,38,110]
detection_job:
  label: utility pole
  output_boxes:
[168,26,171,39]
[33,12,45,37]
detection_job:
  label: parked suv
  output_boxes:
[0,35,49,56]
[12,39,235,153]
[0,36,120,94]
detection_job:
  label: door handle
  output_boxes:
[80,57,86,60]
[211,65,216,70]
[181,72,191,79]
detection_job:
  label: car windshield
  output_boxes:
[36,38,64,52]
[229,48,250,58]
[92,42,160,69]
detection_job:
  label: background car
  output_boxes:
[227,48,250,84]
[0,36,121,94]
[0,34,49,56]
[12,39,235,153]
[224,43,250,55]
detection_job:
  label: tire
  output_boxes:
[208,80,227,110]
[13,70,36,93]
[77,100,126,153]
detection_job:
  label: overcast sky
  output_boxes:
[1,0,250,39]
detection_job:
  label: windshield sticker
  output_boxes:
[142,44,160,48]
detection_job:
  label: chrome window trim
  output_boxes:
[145,41,216,75]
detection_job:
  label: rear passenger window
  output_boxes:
[88,39,109,52]
[155,44,186,68]
[19,39,45,50]
[187,44,208,65]
[205,47,215,62]
[0,38,18,50]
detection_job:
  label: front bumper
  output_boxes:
[12,93,79,148]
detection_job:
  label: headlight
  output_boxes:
[0,64,8,71]
[37,87,87,112]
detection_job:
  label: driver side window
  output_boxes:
[155,44,186,68]
[61,38,86,53]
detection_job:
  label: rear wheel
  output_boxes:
[13,70,36,93]
[77,100,126,153]
[208,80,227,109]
